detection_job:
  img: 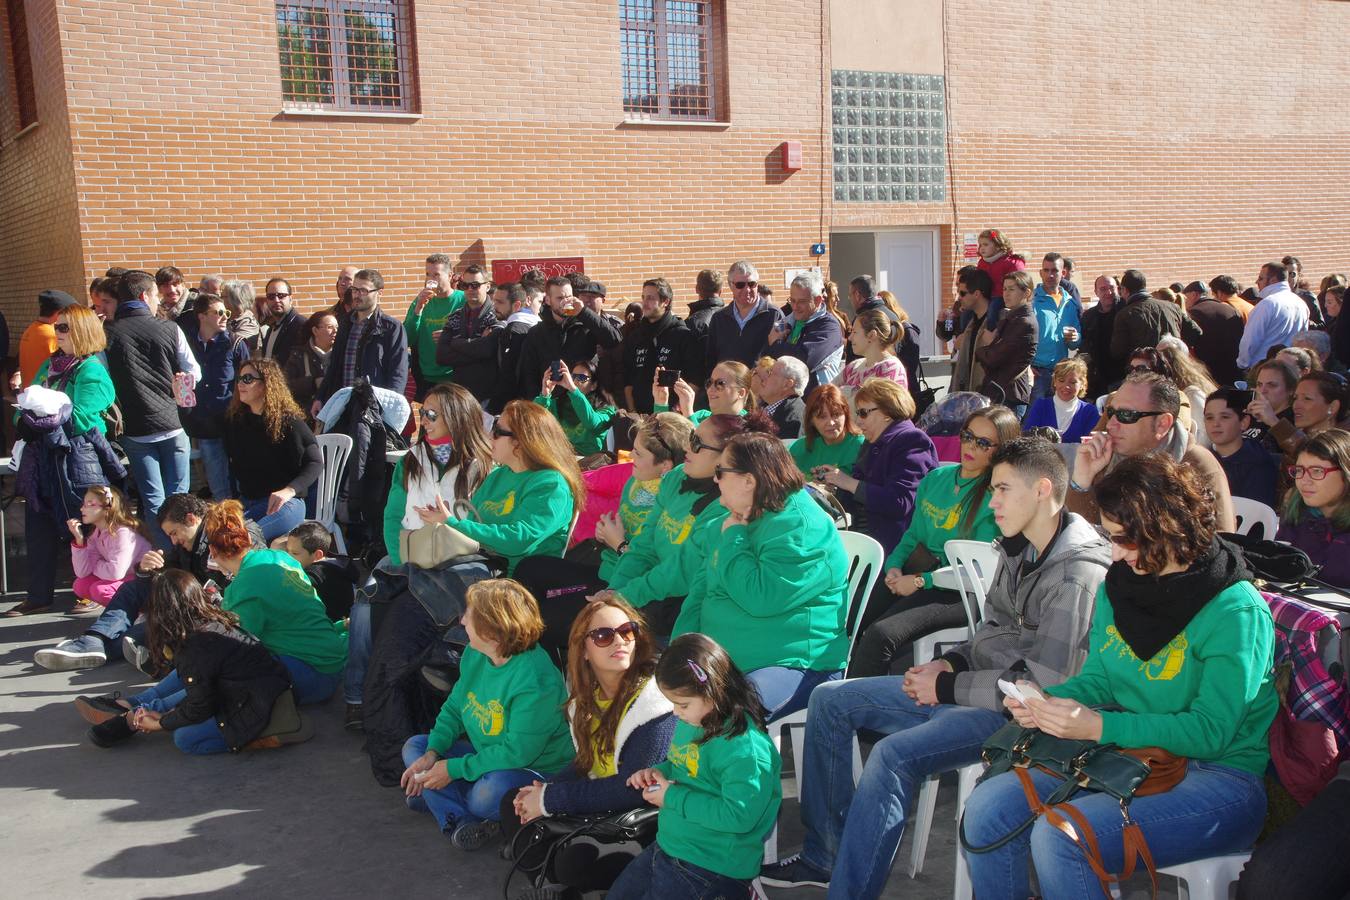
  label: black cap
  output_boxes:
[38,289,78,311]
[1182,281,1208,296]
[577,280,606,298]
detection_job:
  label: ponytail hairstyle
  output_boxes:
[403,383,493,501]
[203,499,252,559]
[852,308,901,351]
[655,633,766,743]
[957,405,1021,536]
[146,569,239,670]
[875,289,910,324]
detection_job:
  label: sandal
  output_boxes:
[3,600,53,617]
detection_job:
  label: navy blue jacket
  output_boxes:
[707,299,783,368]
[183,330,249,439]
[318,308,409,402]
[1217,438,1279,509]
[766,308,845,396]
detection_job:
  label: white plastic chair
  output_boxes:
[908,540,1000,878]
[950,762,983,900]
[1232,497,1279,541]
[314,433,353,554]
[1159,852,1251,900]
[763,530,884,864]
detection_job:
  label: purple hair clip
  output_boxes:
[686,659,709,684]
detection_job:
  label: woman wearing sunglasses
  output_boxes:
[501,595,676,896]
[6,304,119,617]
[672,431,850,722]
[653,360,753,424]
[606,412,779,640]
[817,377,938,557]
[223,358,321,543]
[849,406,1019,678]
[963,453,1275,900]
[182,292,250,502]
[535,358,618,456]
[1276,428,1350,588]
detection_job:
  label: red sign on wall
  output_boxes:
[491,257,585,285]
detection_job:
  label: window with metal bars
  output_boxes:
[620,0,720,121]
[4,0,37,129]
[275,0,416,112]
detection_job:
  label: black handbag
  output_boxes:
[502,806,659,897]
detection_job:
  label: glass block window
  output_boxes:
[831,70,947,203]
[276,0,416,112]
[620,0,719,121]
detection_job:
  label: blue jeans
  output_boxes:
[962,760,1266,900]
[196,437,232,499]
[344,599,372,704]
[1030,366,1055,403]
[129,668,188,713]
[279,654,342,705]
[401,735,539,830]
[799,678,1005,899]
[87,578,150,651]
[607,844,751,900]
[241,495,306,544]
[122,431,191,547]
[747,666,842,723]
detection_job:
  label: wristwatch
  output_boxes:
[616,540,629,555]
[1069,478,1091,493]
[913,574,925,591]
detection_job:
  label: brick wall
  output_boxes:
[54,0,830,318]
[0,0,84,356]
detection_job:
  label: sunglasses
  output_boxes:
[238,373,263,385]
[705,377,730,391]
[1104,406,1162,425]
[460,281,488,290]
[492,419,514,438]
[420,407,439,423]
[572,372,592,384]
[265,292,291,300]
[714,464,747,480]
[206,308,230,318]
[731,280,758,290]
[960,429,996,451]
[55,323,71,333]
[855,405,879,420]
[586,620,641,647]
[689,432,723,454]
[1289,465,1338,481]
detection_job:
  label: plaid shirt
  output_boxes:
[341,313,371,388]
[1264,591,1350,752]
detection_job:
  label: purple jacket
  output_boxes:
[1276,513,1350,590]
[850,419,938,555]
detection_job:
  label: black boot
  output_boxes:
[88,714,135,748]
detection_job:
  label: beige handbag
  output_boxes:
[399,498,481,568]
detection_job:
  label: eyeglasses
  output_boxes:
[959,429,996,451]
[689,432,723,454]
[460,281,488,290]
[705,377,730,391]
[856,405,879,420]
[572,372,592,384]
[420,407,439,423]
[206,308,230,319]
[586,621,641,647]
[714,464,747,480]
[731,280,758,290]
[54,323,71,334]
[265,292,291,300]
[492,419,514,439]
[238,373,263,385]
[1104,406,1162,425]
[349,287,375,296]
[1289,465,1338,481]
[1108,534,1138,550]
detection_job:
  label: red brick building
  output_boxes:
[3,0,1348,356]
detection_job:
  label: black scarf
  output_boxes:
[1104,537,1249,661]
[678,473,720,515]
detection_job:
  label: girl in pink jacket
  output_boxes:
[67,485,151,612]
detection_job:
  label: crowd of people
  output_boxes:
[3,241,1349,900]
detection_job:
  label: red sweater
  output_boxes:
[978,253,1027,299]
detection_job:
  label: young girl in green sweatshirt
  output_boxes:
[533,359,617,455]
[614,634,781,899]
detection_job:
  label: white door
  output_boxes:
[876,229,940,356]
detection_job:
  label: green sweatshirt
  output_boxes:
[652,405,748,425]
[403,291,464,382]
[445,466,573,574]
[426,644,574,781]
[33,356,116,435]
[608,465,728,607]
[885,463,999,587]
[222,549,348,673]
[597,474,662,583]
[788,432,864,478]
[534,389,617,455]
[1048,580,1276,776]
[676,489,850,672]
[655,718,782,880]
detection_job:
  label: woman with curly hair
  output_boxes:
[224,357,322,541]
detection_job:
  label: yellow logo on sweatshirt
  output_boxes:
[1102,625,1188,681]
[658,510,695,545]
[479,491,515,518]
[668,741,700,778]
[465,691,505,735]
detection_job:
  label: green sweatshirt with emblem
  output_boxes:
[884,463,999,586]
[403,291,464,382]
[222,549,348,673]
[426,644,574,781]
[675,489,849,672]
[534,389,617,455]
[444,466,574,574]
[597,474,662,583]
[607,465,728,607]
[654,717,782,880]
[788,432,864,478]
[1047,580,1276,776]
